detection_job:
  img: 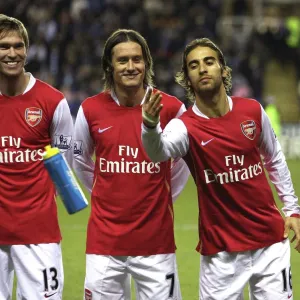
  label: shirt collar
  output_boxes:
[110,85,152,106]
[0,72,36,96]
[192,95,233,118]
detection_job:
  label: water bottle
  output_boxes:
[43,145,88,214]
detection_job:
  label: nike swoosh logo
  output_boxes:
[98,126,113,133]
[201,138,215,146]
[44,292,57,298]
[288,294,293,299]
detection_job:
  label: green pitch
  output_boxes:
[12,159,300,299]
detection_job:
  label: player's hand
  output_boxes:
[142,88,163,128]
[284,216,300,252]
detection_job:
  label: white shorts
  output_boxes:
[200,239,292,300]
[84,253,181,300]
[0,243,64,300]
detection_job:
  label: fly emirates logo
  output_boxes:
[0,136,43,163]
[99,145,160,174]
[204,154,263,184]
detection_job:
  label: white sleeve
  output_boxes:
[50,98,74,167]
[141,118,189,162]
[170,103,190,202]
[259,105,300,216]
[171,157,190,203]
[175,103,186,118]
[73,106,95,193]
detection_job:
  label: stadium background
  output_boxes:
[2,0,300,298]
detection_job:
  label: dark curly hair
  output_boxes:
[175,38,232,103]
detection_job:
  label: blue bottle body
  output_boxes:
[44,151,88,214]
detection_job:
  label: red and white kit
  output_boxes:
[0,74,73,300]
[142,96,300,299]
[74,87,189,300]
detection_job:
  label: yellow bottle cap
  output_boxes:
[43,145,60,160]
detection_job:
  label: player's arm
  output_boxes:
[142,89,189,162]
[170,101,190,202]
[50,98,74,167]
[175,102,187,118]
[171,158,190,203]
[73,106,95,193]
[259,105,300,251]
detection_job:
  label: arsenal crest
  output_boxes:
[25,107,42,127]
[240,120,256,140]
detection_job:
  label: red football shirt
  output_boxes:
[0,75,73,245]
[180,97,285,254]
[142,96,300,255]
[74,89,185,255]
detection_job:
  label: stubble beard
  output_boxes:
[0,63,25,79]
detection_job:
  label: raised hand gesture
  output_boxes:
[142,88,163,128]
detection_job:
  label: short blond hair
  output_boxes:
[0,14,29,49]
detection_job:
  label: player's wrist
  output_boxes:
[142,109,159,128]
